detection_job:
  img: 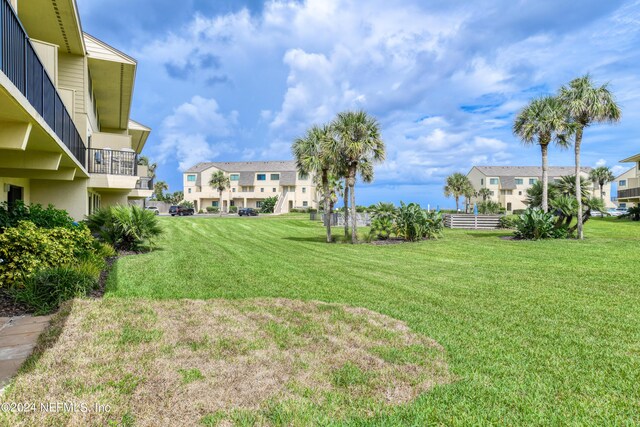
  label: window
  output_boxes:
[529,178,537,185]
[257,174,266,181]
[232,188,236,192]
[619,180,627,186]
[620,203,627,208]
[515,178,524,185]
[273,188,276,192]
[500,190,512,195]
[303,201,308,207]
[230,174,239,181]
[518,191,522,196]
[270,174,280,180]
[187,175,196,182]
[230,200,235,207]
[260,188,264,192]
[188,188,191,194]
[212,201,219,207]
[256,201,263,208]
[298,172,308,180]
[302,187,306,193]
[489,178,499,185]
[490,191,495,196]
[480,178,484,185]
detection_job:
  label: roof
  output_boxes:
[184,161,298,174]
[472,166,592,178]
[500,176,516,190]
[619,153,640,163]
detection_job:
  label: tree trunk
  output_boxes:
[600,183,604,202]
[575,127,584,240]
[455,196,459,212]
[219,190,223,217]
[349,165,357,244]
[343,181,349,238]
[322,169,331,243]
[541,143,549,213]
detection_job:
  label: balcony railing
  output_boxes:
[135,177,153,190]
[87,148,138,176]
[0,0,86,167]
[618,187,640,200]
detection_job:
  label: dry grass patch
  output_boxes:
[1,298,451,426]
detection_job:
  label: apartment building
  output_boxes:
[0,0,152,220]
[467,166,615,212]
[183,161,318,213]
[615,153,640,209]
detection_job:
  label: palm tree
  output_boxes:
[138,156,158,179]
[513,95,571,212]
[152,181,168,201]
[444,173,472,212]
[209,171,230,217]
[292,124,334,243]
[329,111,385,243]
[478,188,492,201]
[589,166,615,202]
[558,75,621,239]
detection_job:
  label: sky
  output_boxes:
[78,0,640,208]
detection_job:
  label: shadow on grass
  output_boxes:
[281,236,330,244]
[465,231,510,238]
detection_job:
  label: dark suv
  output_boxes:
[238,208,258,216]
[169,205,195,216]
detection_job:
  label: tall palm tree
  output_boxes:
[444,173,472,212]
[329,111,385,243]
[152,181,168,201]
[558,75,621,239]
[292,124,334,243]
[478,188,492,201]
[137,156,158,178]
[209,171,230,217]
[513,95,571,212]
[589,166,615,202]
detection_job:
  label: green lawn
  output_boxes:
[100,215,640,424]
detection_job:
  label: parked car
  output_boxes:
[608,208,627,217]
[169,205,195,216]
[145,206,160,215]
[238,208,259,216]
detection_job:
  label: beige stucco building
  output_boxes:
[183,161,318,213]
[467,166,615,212]
[615,153,640,209]
[0,0,152,220]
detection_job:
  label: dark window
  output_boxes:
[257,174,266,181]
[7,185,24,208]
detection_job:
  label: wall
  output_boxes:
[30,178,88,220]
[31,40,58,86]
[99,192,129,207]
[0,177,31,204]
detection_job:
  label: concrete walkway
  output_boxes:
[0,315,51,391]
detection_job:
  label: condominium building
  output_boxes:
[183,161,318,213]
[615,153,639,209]
[467,166,615,212]
[0,0,152,220]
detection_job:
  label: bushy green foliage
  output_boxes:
[13,264,99,314]
[205,206,219,213]
[369,202,397,240]
[0,201,75,231]
[179,200,194,209]
[477,200,502,214]
[86,205,162,251]
[0,221,97,287]
[620,206,640,221]
[514,209,568,240]
[394,202,444,242]
[260,196,278,213]
[499,215,519,229]
[229,206,238,213]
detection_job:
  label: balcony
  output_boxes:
[618,187,640,200]
[0,0,86,167]
[87,148,137,176]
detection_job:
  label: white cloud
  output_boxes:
[596,158,607,167]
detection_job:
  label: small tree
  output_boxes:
[589,166,615,202]
[152,181,168,201]
[478,188,492,201]
[209,171,230,217]
[444,173,473,212]
[261,196,278,213]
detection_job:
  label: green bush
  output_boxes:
[179,200,195,209]
[499,215,519,229]
[0,201,75,231]
[477,201,502,214]
[205,206,219,213]
[513,209,526,215]
[308,208,318,214]
[13,265,99,314]
[86,205,162,251]
[370,216,394,240]
[620,206,640,221]
[260,196,278,213]
[229,206,238,213]
[514,209,568,240]
[394,202,444,242]
[0,221,97,287]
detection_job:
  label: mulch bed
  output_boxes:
[370,238,407,246]
[0,288,32,317]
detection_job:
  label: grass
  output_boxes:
[3,215,640,425]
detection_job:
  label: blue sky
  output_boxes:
[79,0,640,208]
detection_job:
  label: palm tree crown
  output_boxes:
[589,166,615,201]
[209,171,230,216]
[444,173,473,212]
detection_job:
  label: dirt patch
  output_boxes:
[1,298,452,426]
[369,238,407,246]
[0,289,31,317]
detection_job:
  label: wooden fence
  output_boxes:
[444,214,503,230]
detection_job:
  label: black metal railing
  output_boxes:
[618,187,640,200]
[87,148,137,176]
[0,0,86,167]
[135,177,153,190]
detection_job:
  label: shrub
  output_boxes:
[205,206,219,213]
[513,209,567,240]
[86,205,162,251]
[0,201,75,231]
[355,205,368,213]
[620,206,640,221]
[0,221,85,287]
[477,201,502,214]
[229,206,238,213]
[394,202,444,242]
[261,196,278,213]
[499,215,519,229]
[512,209,526,215]
[179,200,195,209]
[13,265,99,314]
[370,216,394,240]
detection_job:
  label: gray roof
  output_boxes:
[280,171,296,185]
[500,176,516,189]
[185,160,298,174]
[238,172,255,186]
[473,166,592,178]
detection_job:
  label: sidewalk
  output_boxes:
[0,315,51,392]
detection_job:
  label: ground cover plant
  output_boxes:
[3,215,640,425]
